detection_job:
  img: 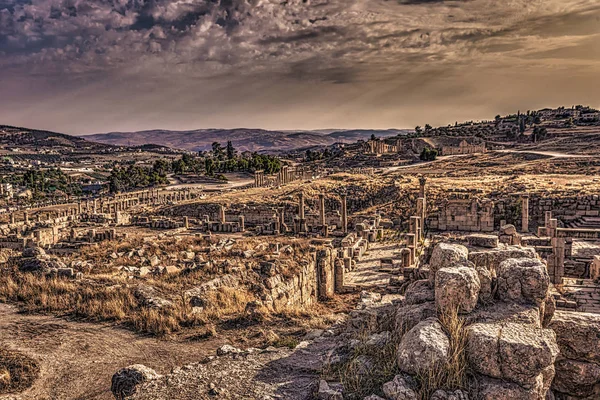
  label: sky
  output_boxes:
[1,0,600,135]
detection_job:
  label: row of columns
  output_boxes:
[294,192,348,236]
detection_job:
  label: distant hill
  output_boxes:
[84,128,408,153]
[0,125,111,151]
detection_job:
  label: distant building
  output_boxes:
[364,139,398,155]
[580,112,600,122]
[441,140,487,156]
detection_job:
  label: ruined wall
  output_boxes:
[429,198,494,232]
[260,247,336,310]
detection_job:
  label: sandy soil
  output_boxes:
[0,304,225,400]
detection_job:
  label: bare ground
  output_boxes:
[0,303,224,400]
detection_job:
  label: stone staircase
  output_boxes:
[566,216,600,229]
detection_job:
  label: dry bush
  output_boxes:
[0,349,39,394]
[200,287,255,320]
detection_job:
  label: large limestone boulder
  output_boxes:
[552,358,600,398]
[429,243,469,277]
[469,247,537,275]
[467,322,558,388]
[111,364,161,400]
[397,318,449,375]
[403,280,434,305]
[496,258,549,306]
[435,266,480,314]
[549,311,600,364]
[395,302,436,334]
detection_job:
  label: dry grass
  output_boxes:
[416,307,469,399]
[0,349,39,394]
[323,329,402,399]
[325,306,469,400]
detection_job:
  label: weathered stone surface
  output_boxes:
[467,234,499,249]
[552,358,600,398]
[497,258,549,306]
[467,302,541,327]
[475,374,549,400]
[111,364,161,400]
[397,318,449,375]
[395,302,436,334]
[542,295,555,328]
[430,389,469,400]
[363,396,385,400]
[404,280,434,305]
[501,224,517,235]
[549,311,600,364]
[317,380,343,400]
[469,247,537,274]
[435,266,480,314]
[22,247,46,258]
[467,322,558,388]
[429,243,469,277]
[475,264,493,304]
[382,374,417,400]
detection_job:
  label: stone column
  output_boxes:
[219,205,226,224]
[340,193,348,234]
[419,176,427,198]
[299,192,305,220]
[521,195,530,233]
[23,211,28,224]
[238,216,245,232]
[416,197,426,233]
[319,194,326,226]
[183,216,189,229]
[406,234,416,266]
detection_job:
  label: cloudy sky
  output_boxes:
[1,0,600,135]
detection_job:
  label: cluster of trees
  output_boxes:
[419,147,438,161]
[19,168,82,197]
[109,164,168,193]
[305,148,334,162]
[108,141,283,192]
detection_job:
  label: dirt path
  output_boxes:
[0,304,225,400]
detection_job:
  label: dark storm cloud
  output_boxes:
[0,0,599,133]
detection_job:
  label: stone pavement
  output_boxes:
[345,242,403,288]
[562,278,600,314]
